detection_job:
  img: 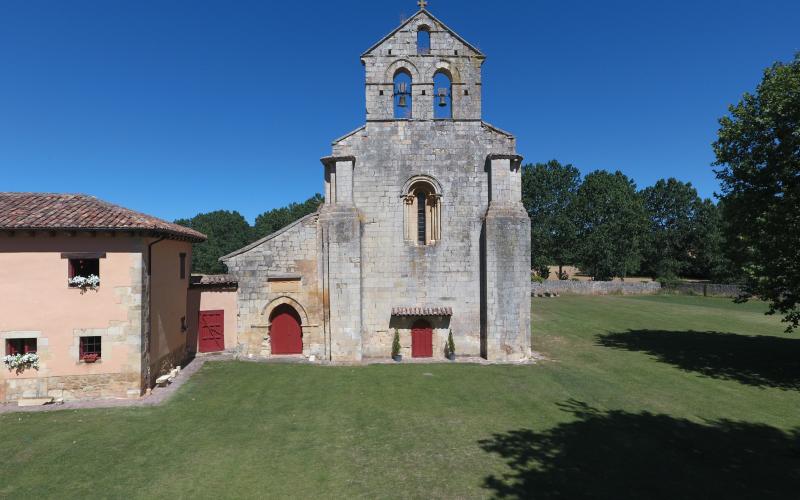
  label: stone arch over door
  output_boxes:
[263,296,310,355]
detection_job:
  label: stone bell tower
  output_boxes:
[318,3,531,362]
[361,3,484,122]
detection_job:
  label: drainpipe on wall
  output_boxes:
[143,236,166,392]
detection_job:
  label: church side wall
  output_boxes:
[223,214,323,359]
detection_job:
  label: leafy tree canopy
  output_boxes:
[174,210,252,274]
[175,193,323,274]
[253,194,324,239]
[713,53,800,330]
[573,170,648,280]
[522,160,581,277]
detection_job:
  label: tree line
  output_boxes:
[175,194,323,274]
[526,52,799,331]
[522,162,732,283]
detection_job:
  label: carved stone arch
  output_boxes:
[413,19,434,31]
[401,175,443,245]
[385,59,421,82]
[432,60,460,83]
[263,296,309,327]
[401,174,443,197]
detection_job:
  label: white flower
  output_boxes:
[3,352,40,371]
[69,274,100,292]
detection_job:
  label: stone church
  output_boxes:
[221,5,531,362]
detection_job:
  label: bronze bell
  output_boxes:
[398,94,407,108]
[437,87,448,107]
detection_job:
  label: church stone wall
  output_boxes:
[332,120,516,359]
[222,214,324,359]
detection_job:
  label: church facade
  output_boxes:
[221,6,531,362]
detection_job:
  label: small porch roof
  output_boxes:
[391,306,453,317]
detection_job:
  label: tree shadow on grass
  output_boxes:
[596,330,800,390]
[479,401,800,499]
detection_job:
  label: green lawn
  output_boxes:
[3,295,799,499]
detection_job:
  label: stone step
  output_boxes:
[17,397,53,407]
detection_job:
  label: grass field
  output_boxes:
[2,295,799,498]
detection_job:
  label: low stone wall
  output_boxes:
[665,283,743,297]
[3,372,140,402]
[532,280,661,296]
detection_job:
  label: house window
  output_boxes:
[179,253,187,280]
[404,179,441,246]
[79,336,101,361]
[6,338,37,355]
[69,258,99,282]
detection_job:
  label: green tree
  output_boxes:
[573,170,648,280]
[253,193,324,239]
[174,210,253,274]
[713,54,800,330]
[688,199,735,281]
[639,178,703,279]
[521,160,581,277]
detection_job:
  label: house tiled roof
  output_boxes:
[189,274,238,288]
[0,193,206,242]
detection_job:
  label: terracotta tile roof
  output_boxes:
[391,306,453,317]
[0,193,206,242]
[189,274,238,288]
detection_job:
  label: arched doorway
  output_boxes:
[270,304,303,354]
[411,319,433,358]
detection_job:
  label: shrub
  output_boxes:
[445,330,456,357]
[535,265,551,279]
[391,330,401,358]
[657,275,682,288]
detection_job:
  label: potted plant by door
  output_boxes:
[445,330,456,361]
[391,329,402,362]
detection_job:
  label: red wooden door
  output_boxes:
[411,320,433,358]
[198,310,225,353]
[271,306,303,354]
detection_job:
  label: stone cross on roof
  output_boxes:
[417,0,427,9]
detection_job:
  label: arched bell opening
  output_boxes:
[417,25,431,55]
[433,70,452,119]
[393,69,413,119]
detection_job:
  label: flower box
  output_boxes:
[81,353,100,363]
[3,353,40,374]
[68,274,100,293]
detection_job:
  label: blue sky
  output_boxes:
[2,0,799,223]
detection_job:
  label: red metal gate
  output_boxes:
[270,306,303,354]
[411,320,433,358]
[198,310,225,353]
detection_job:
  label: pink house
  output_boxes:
[0,193,206,403]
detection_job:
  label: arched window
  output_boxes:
[404,179,441,245]
[417,26,431,54]
[393,69,412,119]
[433,70,452,119]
